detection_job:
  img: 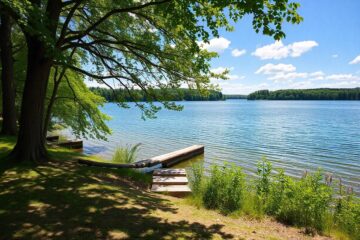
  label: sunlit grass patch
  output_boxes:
[0,135,16,159]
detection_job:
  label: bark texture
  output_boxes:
[10,0,62,162]
[0,13,17,135]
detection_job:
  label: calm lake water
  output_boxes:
[77,100,360,191]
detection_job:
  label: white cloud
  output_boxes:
[252,40,318,60]
[256,63,328,83]
[231,48,246,57]
[211,67,244,81]
[268,70,325,83]
[255,63,296,75]
[211,66,233,74]
[349,55,360,64]
[288,80,314,89]
[228,75,245,80]
[198,37,231,53]
[289,80,360,90]
[326,74,360,81]
[332,54,339,58]
[309,71,325,80]
[252,41,289,60]
[214,82,270,94]
[268,72,308,83]
[85,79,118,88]
[289,41,318,57]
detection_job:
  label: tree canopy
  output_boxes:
[0,0,302,162]
[247,88,360,100]
[91,87,225,102]
[2,0,302,114]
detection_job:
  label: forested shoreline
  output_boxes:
[247,88,360,100]
[90,87,225,101]
[91,87,360,102]
[224,94,248,99]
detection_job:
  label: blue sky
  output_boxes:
[207,0,360,94]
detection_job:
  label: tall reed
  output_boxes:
[112,143,141,164]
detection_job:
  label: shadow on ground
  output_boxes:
[0,146,233,239]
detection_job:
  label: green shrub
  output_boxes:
[254,157,273,213]
[293,170,333,232]
[188,159,359,238]
[256,157,272,198]
[268,170,333,233]
[266,169,296,221]
[221,165,245,213]
[202,164,245,214]
[334,189,360,239]
[112,143,141,164]
[188,162,204,196]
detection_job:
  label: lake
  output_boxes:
[77,100,360,192]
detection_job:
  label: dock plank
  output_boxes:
[153,169,187,176]
[151,184,191,193]
[57,140,83,149]
[152,176,188,185]
[79,145,204,169]
[149,145,204,167]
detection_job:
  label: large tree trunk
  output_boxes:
[0,13,17,135]
[9,36,53,163]
[9,0,62,163]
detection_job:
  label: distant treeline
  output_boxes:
[90,87,225,101]
[247,88,360,100]
[224,94,247,99]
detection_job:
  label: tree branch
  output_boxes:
[61,0,171,44]
[57,0,83,46]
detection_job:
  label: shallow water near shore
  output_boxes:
[73,100,360,192]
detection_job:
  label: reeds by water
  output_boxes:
[188,158,360,239]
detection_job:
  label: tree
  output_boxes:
[45,67,111,141]
[0,10,17,135]
[0,0,302,162]
[247,88,360,100]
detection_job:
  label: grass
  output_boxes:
[112,143,141,164]
[0,136,347,239]
[187,159,360,240]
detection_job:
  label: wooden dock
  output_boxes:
[46,135,59,142]
[57,140,83,149]
[78,145,204,168]
[142,144,204,168]
[151,168,191,197]
[45,135,83,149]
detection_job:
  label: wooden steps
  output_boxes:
[151,168,191,197]
[153,176,188,185]
[151,185,191,194]
[153,169,187,176]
